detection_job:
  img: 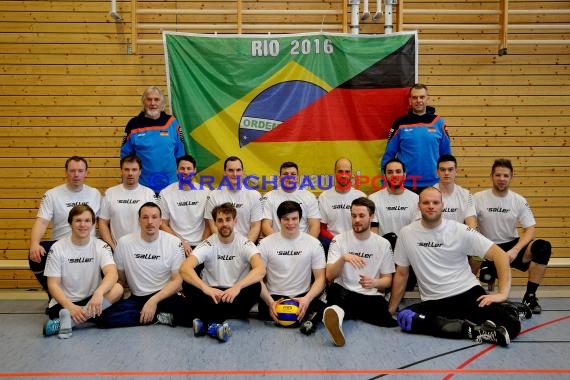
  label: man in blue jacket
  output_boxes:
[381,83,451,193]
[121,86,186,193]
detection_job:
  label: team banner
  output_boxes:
[164,32,417,192]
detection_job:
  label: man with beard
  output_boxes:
[474,159,551,314]
[317,158,366,255]
[388,187,519,347]
[120,86,186,193]
[99,155,156,251]
[180,203,265,342]
[322,197,397,347]
[159,155,211,257]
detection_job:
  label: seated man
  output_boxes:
[43,204,123,338]
[261,161,321,238]
[180,203,265,342]
[159,155,210,256]
[100,202,191,328]
[258,200,326,335]
[204,156,263,243]
[29,156,101,299]
[474,158,552,314]
[317,157,366,254]
[323,197,397,347]
[388,187,520,347]
[98,155,156,251]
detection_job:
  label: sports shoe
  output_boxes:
[43,318,60,337]
[299,320,316,336]
[193,318,206,337]
[323,306,345,347]
[206,321,232,342]
[58,309,73,339]
[465,320,510,347]
[502,301,532,321]
[156,312,175,326]
[522,294,542,314]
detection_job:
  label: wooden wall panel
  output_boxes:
[1,0,569,290]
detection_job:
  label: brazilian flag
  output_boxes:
[164,32,417,192]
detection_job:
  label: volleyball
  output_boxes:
[275,298,300,327]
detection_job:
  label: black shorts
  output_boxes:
[498,238,531,272]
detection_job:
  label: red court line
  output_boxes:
[1,368,570,378]
[442,314,570,380]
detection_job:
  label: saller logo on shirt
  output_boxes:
[217,255,235,260]
[68,257,94,264]
[332,204,350,210]
[349,251,372,259]
[487,207,510,213]
[277,250,301,256]
[386,206,408,211]
[134,253,160,260]
[177,201,199,206]
[442,207,458,213]
[417,242,444,248]
[65,201,88,208]
[117,199,141,204]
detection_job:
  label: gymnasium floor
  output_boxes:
[0,289,568,380]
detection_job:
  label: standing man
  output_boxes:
[205,156,263,242]
[323,197,397,347]
[120,86,186,193]
[258,201,326,335]
[98,155,156,251]
[317,158,366,253]
[388,187,520,347]
[434,154,479,273]
[42,204,123,338]
[29,156,101,297]
[261,162,321,238]
[102,202,190,328]
[159,155,210,257]
[180,203,265,342]
[381,83,451,192]
[474,159,552,314]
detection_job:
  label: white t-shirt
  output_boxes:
[262,188,321,234]
[328,231,394,296]
[158,182,210,246]
[192,234,259,288]
[44,236,115,306]
[474,189,536,244]
[368,188,419,234]
[204,188,263,238]
[394,219,493,301]
[318,187,366,236]
[37,184,101,240]
[258,232,325,296]
[99,184,156,243]
[434,183,476,223]
[114,231,184,296]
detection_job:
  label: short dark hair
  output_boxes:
[212,202,237,220]
[67,204,95,224]
[351,197,375,216]
[65,156,88,171]
[410,83,428,95]
[120,155,142,169]
[224,156,244,171]
[279,161,298,175]
[138,201,161,218]
[492,158,513,175]
[177,154,197,169]
[437,154,457,168]
[277,200,302,220]
[383,158,406,174]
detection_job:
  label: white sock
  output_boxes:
[58,309,72,339]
